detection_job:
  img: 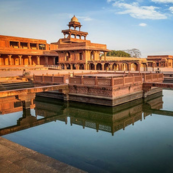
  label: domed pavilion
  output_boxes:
[52,15,109,70]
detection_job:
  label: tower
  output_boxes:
[62,15,88,40]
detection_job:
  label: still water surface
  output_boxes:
[1,90,173,173]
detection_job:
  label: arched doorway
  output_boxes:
[112,63,118,71]
[131,63,138,71]
[89,63,95,70]
[96,63,102,70]
[104,63,109,70]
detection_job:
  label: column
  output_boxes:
[137,63,141,71]
[152,62,155,71]
[28,43,30,49]
[93,51,95,61]
[146,64,148,71]
[0,54,2,65]
[128,63,131,71]
[64,64,67,70]
[118,63,122,71]
[8,55,12,65]
[28,56,32,65]
[104,52,106,61]
[45,56,48,65]
[101,63,104,70]
[18,42,21,49]
[37,56,40,65]
[109,64,113,71]
[37,44,39,50]
[75,64,79,70]
[53,57,56,65]
[18,55,22,65]
[94,63,97,70]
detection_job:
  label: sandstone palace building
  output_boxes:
[0,15,172,70]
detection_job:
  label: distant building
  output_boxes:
[0,16,162,71]
[147,55,173,68]
[0,35,58,66]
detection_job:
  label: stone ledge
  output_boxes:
[0,137,86,173]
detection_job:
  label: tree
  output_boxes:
[106,50,131,57]
[124,48,141,58]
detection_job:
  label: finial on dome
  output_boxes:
[71,15,78,22]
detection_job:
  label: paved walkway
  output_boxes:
[0,137,86,173]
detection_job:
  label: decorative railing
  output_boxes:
[33,72,164,86]
[69,73,164,87]
[33,74,67,84]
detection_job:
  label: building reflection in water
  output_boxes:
[0,91,165,136]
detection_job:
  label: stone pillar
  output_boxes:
[70,64,73,70]
[104,52,106,61]
[18,55,22,65]
[64,64,67,70]
[28,43,30,49]
[109,64,113,71]
[0,54,2,65]
[28,56,32,65]
[18,93,36,110]
[53,57,56,65]
[94,63,97,70]
[146,65,148,71]
[37,56,40,65]
[118,63,122,71]
[93,51,95,61]
[137,63,141,71]
[128,63,131,71]
[37,44,39,50]
[45,56,48,65]
[152,63,155,71]
[8,55,12,65]
[101,63,104,70]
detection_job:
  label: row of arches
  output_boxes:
[89,63,141,71]
[59,62,148,71]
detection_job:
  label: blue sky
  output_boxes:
[0,0,173,58]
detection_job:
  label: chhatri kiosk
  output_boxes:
[52,15,109,70]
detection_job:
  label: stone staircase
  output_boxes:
[0,81,34,91]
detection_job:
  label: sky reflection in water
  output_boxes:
[1,90,173,173]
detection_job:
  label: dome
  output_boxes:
[71,15,78,22]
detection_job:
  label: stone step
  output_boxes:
[0,82,34,91]
[0,137,85,173]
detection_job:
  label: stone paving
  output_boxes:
[0,137,86,173]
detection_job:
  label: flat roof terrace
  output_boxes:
[75,73,125,78]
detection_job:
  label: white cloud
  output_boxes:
[77,16,93,21]
[139,23,147,26]
[169,6,173,12]
[151,0,173,3]
[112,2,167,19]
